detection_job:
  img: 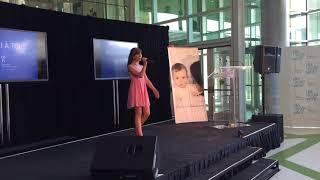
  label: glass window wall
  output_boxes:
[243,0,261,120]
[157,0,185,22]
[162,20,188,45]
[141,0,233,44]
[289,0,307,14]
[0,0,130,21]
[290,15,307,41]
[289,0,320,46]
[308,12,320,40]
[136,0,152,24]
[202,10,231,41]
[308,0,320,11]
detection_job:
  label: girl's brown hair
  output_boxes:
[127,47,142,66]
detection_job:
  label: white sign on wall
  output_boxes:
[280,46,320,127]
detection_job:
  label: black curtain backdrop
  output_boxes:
[0,2,171,147]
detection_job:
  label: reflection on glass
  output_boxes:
[1,0,129,21]
[290,15,307,41]
[189,17,201,43]
[161,20,187,44]
[200,47,233,121]
[289,0,320,45]
[308,12,320,40]
[136,0,152,24]
[203,0,231,12]
[308,41,320,46]
[190,0,201,15]
[157,0,184,22]
[190,0,231,14]
[308,0,320,11]
[202,11,231,41]
[289,0,307,14]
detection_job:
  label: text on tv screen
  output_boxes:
[0,28,49,82]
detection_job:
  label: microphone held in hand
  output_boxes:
[142,57,155,63]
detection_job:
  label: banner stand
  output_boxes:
[168,47,208,124]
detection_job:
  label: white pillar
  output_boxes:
[231,0,246,122]
[261,0,289,114]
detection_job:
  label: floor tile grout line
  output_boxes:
[270,135,320,179]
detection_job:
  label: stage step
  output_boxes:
[184,146,264,180]
[230,158,279,180]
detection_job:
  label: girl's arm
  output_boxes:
[128,63,147,78]
[145,75,160,99]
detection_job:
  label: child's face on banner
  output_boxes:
[173,69,188,88]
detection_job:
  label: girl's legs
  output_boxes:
[134,107,143,136]
[141,105,150,125]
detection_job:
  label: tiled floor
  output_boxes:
[270,165,313,180]
[287,142,320,172]
[267,131,320,180]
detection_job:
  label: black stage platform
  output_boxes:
[0,120,280,180]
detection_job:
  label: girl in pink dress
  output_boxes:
[127,48,160,136]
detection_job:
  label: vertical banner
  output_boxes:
[280,46,320,127]
[168,47,208,123]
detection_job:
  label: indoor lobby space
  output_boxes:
[0,0,320,180]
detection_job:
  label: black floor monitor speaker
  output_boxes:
[251,114,284,142]
[90,136,160,180]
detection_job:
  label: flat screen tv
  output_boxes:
[0,27,49,82]
[93,38,138,80]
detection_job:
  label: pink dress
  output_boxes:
[127,64,150,109]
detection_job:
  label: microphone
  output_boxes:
[142,57,155,63]
[147,59,155,63]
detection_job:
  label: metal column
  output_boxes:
[113,80,120,128]
[0,84,4,144]
[5,84,10,143]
